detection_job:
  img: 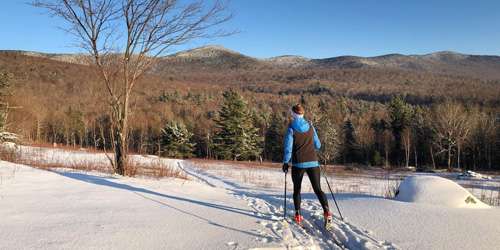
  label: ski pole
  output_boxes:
[320,164,344,221]
[283,172,287,220]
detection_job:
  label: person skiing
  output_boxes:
[282,104,332,228]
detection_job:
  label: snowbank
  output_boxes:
[457,170,493,180]
[395,175,490,208]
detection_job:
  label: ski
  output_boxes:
[325,220,334,231]
[310,216,347,249]
[292,215,346,250]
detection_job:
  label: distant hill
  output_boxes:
[1,45,499,111]
[310,51,500,80]
[3,46,500,80]
[159,46,500,80]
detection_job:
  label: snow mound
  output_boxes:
[395,175,490,208]
[457,170,493,180]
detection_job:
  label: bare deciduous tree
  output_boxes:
[33,0,232,175]
[430,101,472,171]
[317,115,341,165]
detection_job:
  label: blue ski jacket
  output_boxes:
[283,117,321,168]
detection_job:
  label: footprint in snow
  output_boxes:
[226,241,238,249]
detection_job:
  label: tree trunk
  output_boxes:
[405,131,410,168]
[36,118,41,142]
[385,148,389,169]
[93,125,98,150]
[414,147,418,169]
[472,147,476,171]
[447,143,452,171]
[112,102,128,176]
[430,147,436,169]
[114,133,126,175]
[457,142,461,171]
[487,144,492,169]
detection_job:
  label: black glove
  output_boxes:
[282,163,289,173]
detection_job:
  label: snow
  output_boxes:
[1,146,500,249]
[338,194,500,250]
[395,175,490,208]
[185,161,500,250]
[457,170,493,180]
[0,161,272,250]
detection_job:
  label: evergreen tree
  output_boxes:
[412,106,432,170]
[342,119,358,163]
[264,113,285,162]
[64,107,85,146]
[213,90,262,160]
[160,121,195,158]
[388,96,413,166]
[371,118,391,166]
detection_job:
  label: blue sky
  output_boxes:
[1,0,499,58]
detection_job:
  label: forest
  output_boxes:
[1,51,499,171]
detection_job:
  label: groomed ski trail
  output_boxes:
[180,161,399,250]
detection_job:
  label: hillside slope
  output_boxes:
[3,46,500,80]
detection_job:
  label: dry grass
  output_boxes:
[27,142,107,154]
[190,158,281,169]
[129,160,187,180]
[0,145,187,180]
[0,146,20,163]
[14,157,113,174]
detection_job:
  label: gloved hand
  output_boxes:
[282,163,289,173]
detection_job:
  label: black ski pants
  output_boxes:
[291,166,330,213]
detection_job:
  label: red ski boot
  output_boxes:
[324,211,333,230]
[294,213,304,226]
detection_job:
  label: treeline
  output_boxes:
[2,53,499,170]
[21,88,500,171]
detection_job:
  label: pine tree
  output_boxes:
[160,121,195,158]
[342,119,358,163]
[264,113,285,162]
[412,106,432,170]
[64,107,85,147]
[213,90,262,160]
[388,96,413,166]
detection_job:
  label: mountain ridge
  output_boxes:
[2,45,500,80]
[2,46,498,62]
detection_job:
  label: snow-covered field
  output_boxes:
[1,145,500,249]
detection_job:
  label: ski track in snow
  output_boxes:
[181,161,399,250]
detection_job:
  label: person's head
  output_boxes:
[291,104,305,120]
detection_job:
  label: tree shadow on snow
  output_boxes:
[53,170,265,238]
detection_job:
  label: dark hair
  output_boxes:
[292,104,305,115]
